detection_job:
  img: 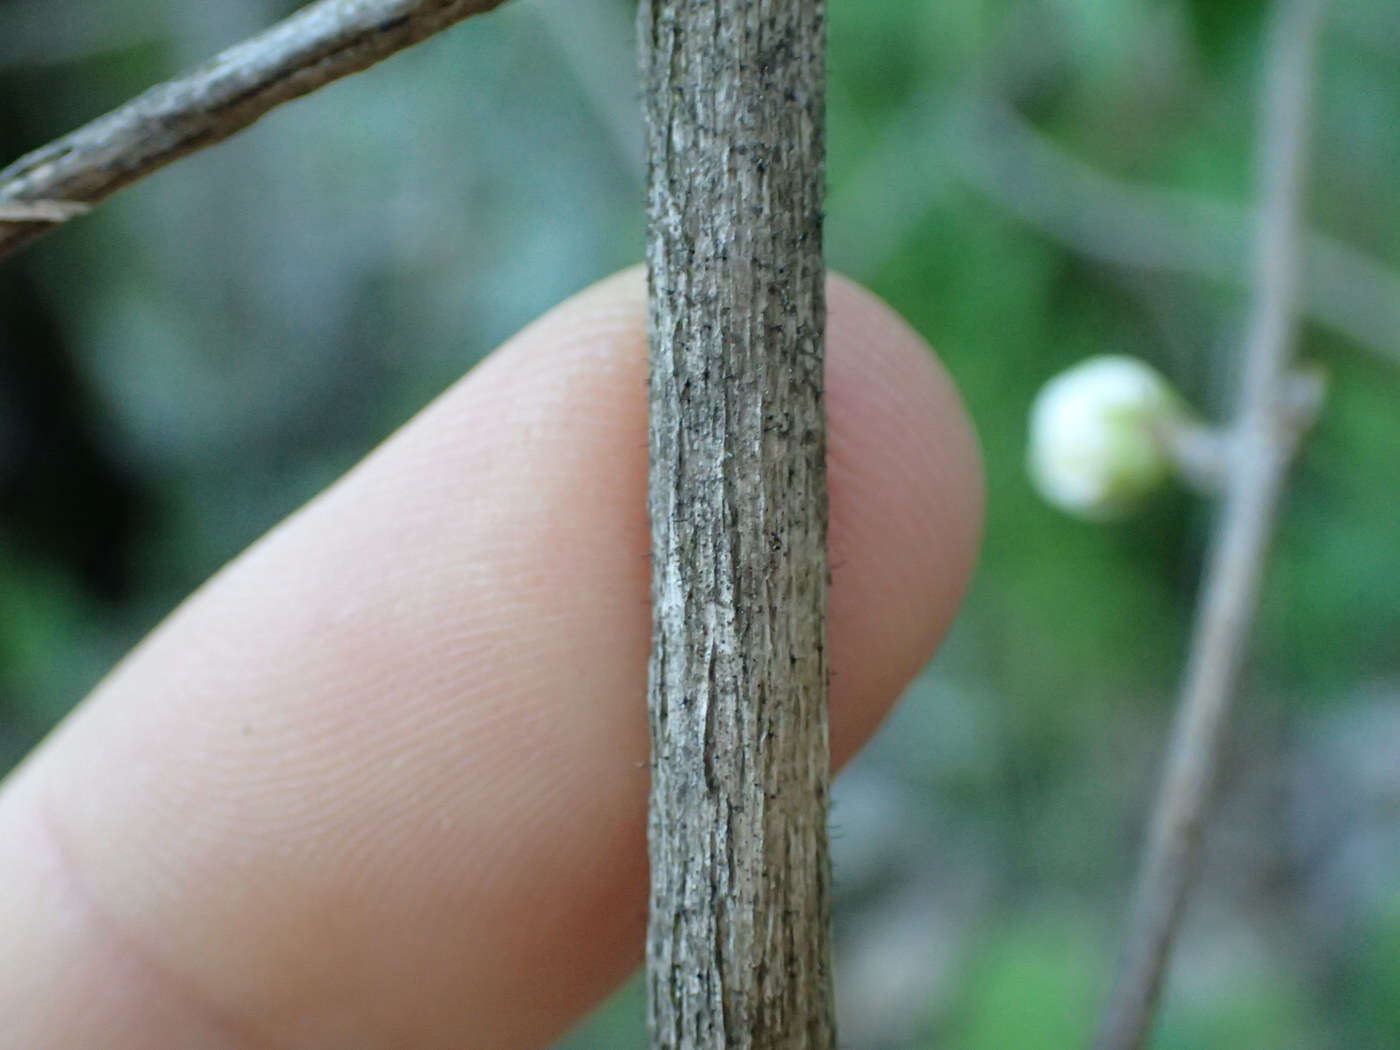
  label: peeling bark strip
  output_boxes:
[640,2,834,1048]
[0,0,508,258]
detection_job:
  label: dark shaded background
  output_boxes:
[1,1,1397,1045]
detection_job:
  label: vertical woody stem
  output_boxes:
[640,2,835,1048]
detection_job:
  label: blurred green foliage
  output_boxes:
[929,914,1102,1048]
[2,0,1398,1046]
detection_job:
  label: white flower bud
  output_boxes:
[1027,355,1186,520]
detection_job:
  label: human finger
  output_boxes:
[0,267,982,1049]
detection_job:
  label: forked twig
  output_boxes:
[1093,2,1327,1048]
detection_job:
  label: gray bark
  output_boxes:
[640,2,834,1049]
[0,0,508,259]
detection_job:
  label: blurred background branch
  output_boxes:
[949,96,1400,373]
[1094,1,1327,1047]
[829,26,1400,373]
[0,0,508,259]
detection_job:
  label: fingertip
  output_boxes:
[825,273,984,764]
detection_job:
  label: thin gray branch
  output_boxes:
[641,1,835,1047]
[0,0,509,259]
[0,200,92,223]
[948,95,1400,370]
[1093,2,1327,1048]
[828,76,1400,370]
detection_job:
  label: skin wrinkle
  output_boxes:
[23,796,276,1050]
[0,268,980,1049]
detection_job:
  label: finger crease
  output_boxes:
[32,796,288,1050]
